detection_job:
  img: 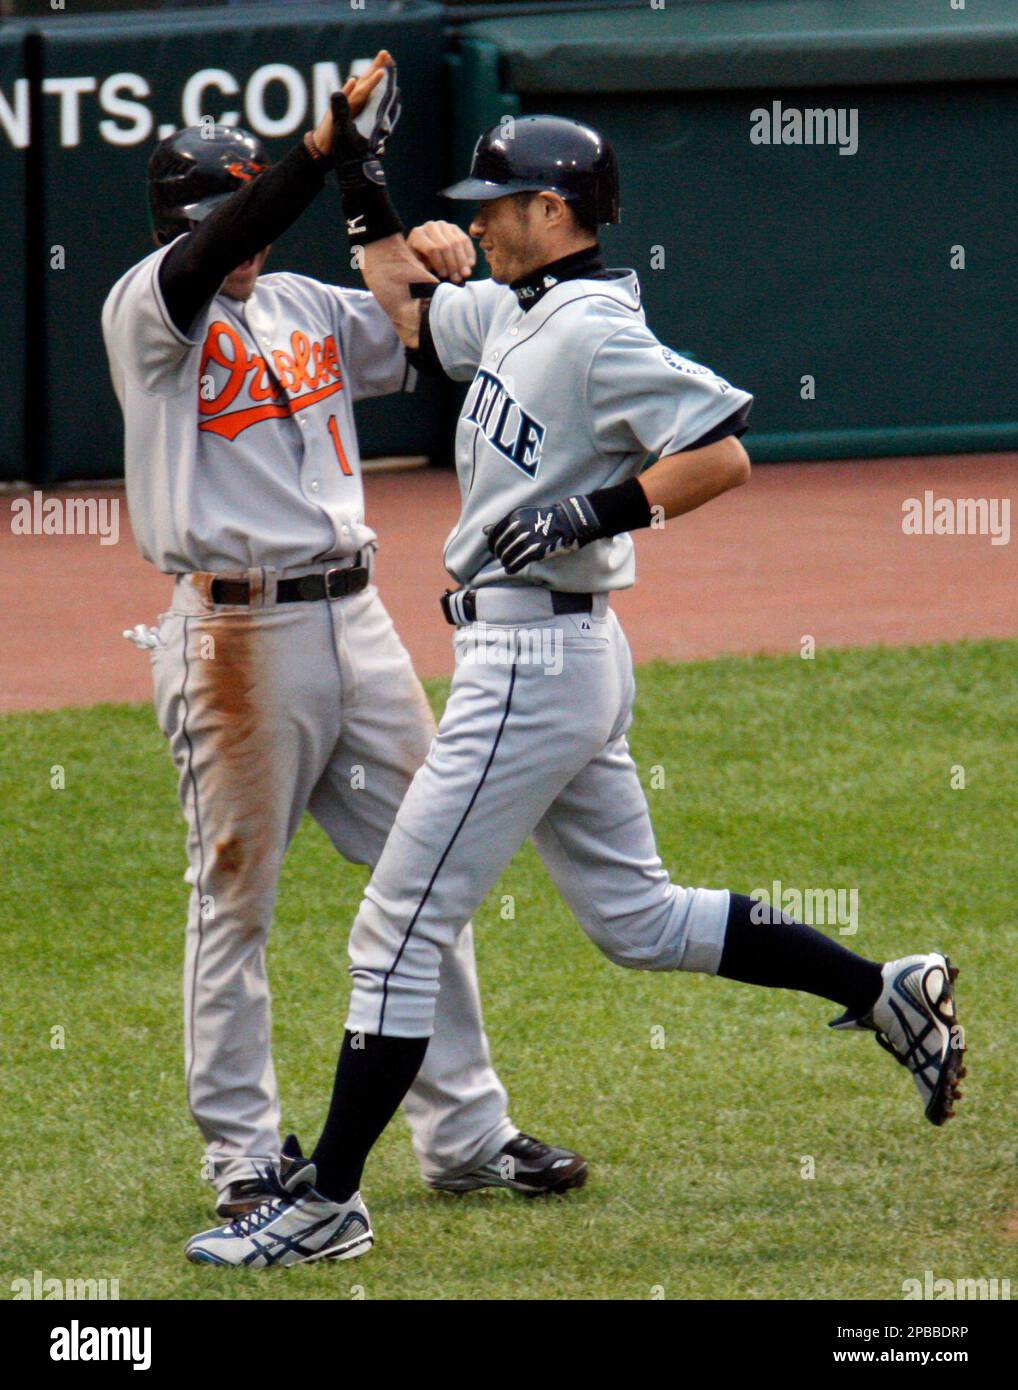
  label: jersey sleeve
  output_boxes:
[587,323,753,458]
[326,286,415,401]
[101,239,210,396]
[428,278,507,381]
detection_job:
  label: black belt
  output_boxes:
[210,565,369,606]
[440,587,594,626]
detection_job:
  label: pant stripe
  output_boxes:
[376,646,519,1033]
[180,616,208,1114]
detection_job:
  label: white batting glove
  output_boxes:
[122,624,165,650]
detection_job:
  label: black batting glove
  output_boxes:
[330,93,370,183]
[330,61,401,191]
[487,495,603,575]
[330,63,404,246]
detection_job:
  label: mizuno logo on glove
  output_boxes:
[486,495,604,575]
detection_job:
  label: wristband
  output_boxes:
[585,475,653,538]
[341,181,404,246]
[404,301,445,379]
[303,131,327,164]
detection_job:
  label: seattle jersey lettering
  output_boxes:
[198,320,344,441]
[463,368,546,478]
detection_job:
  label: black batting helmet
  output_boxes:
[147,125,269,245]
[441,115,620,225]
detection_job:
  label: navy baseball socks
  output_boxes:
[717,892,884,1015]
[311,1031,429,1203]
[185,896,957,1265]
[307,898,917,1206]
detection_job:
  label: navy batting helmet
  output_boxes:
[147,125,269,245]
[440,115,620,225]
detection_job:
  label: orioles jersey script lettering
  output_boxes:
[101,241,414,572]
[199,321,344,441]
[463,368,546,478]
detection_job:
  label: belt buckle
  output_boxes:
[324,567,348,600]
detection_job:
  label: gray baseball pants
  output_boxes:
[345,592,731,1039]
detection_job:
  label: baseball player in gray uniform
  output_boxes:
[186,84,966,1269]
[102,54,585,1224]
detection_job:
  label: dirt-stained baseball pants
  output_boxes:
[149,561,515,1193]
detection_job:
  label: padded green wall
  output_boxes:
[454,1,1018,458]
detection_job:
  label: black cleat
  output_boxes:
[213,1136,309,1219]
[428,1132,588,1196]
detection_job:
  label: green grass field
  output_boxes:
[2,639,1015,1301]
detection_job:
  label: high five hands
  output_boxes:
[312,50,394,158]
[313,50,473,284]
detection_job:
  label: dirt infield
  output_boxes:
[1,453,1015,713]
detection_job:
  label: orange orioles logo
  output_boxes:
[226,160,268,182]
[198,320,344,442]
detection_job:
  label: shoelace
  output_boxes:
[227,1195,290,1237]
[508,1133,551,1159]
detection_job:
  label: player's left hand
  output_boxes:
[487,496,603,574]
[314,48,397,159]
[406,221,475,283]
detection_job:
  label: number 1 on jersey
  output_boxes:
[328,415,353,475]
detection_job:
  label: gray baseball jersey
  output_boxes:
[102,239,415,573]
[428,272,753,590]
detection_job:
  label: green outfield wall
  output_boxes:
[450,0,1018,462]
[1,0,1015,480]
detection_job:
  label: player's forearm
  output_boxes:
[638,436,751,521]
[330,75,447,352]
[487,436,752,575]
[361,236,433,349]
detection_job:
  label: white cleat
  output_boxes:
[186,1137,373,1268]
[830,953,966,1126]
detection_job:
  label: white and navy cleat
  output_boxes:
[186,1136,372,1268]
[830,952,966,1125]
